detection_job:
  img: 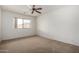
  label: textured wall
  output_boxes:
[2,10,36,40]
[0,7,2,41]
[37,6,79,46]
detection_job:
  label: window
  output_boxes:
[15,18,31,29]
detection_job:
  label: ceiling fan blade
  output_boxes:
[31,10,34,14]
[35,10,41,14]
[36,8,42,10]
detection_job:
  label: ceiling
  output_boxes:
[1,5,65,17]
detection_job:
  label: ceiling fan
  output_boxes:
[31,5,42,14]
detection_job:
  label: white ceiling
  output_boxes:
[1,5,65,17]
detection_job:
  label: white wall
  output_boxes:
[2,10,36,40]
[37,6,79,46]
[1,6,79,46]
[0,8,2,41]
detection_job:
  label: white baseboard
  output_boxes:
[2,35,37,41]
[38,34,79,47]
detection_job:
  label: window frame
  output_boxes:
[15,17,32,29]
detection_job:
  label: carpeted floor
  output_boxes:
[0,36,79,53]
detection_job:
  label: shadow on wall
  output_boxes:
[37,30,55,39]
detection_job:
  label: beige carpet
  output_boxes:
[0,36,79,53]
